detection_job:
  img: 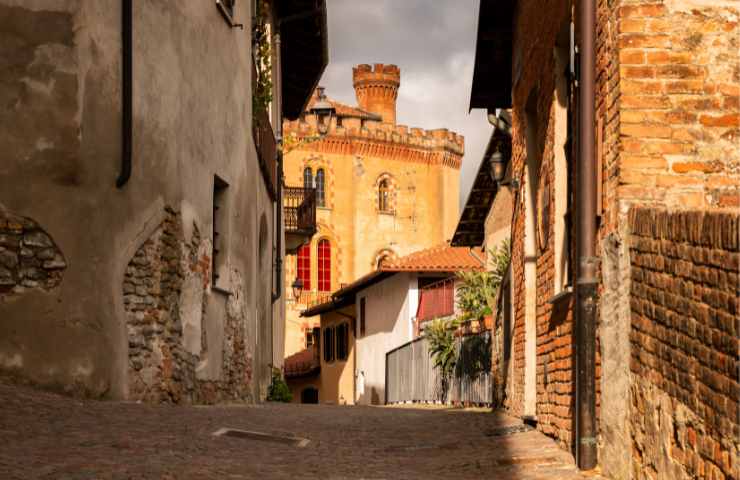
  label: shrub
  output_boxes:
[267,367,293,402]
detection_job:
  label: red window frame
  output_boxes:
[297,243,311,291]
[317,239,331,292]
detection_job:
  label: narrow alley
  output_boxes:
[0,384,601,479]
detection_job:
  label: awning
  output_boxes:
[469,0,515,110]
[278,0,329,120]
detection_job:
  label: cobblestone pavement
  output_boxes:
[0,384,605,479]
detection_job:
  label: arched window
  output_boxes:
[297,243,311,291]
[376,254,389,269]
[315,169,325,207]
[378,179,391,212]
[317,239,331,292]
[303,167,313,191]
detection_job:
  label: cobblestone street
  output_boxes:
[0,384,604,479]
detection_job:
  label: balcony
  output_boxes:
[284,186,317,253]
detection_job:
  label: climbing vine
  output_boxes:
[252,0,272,119]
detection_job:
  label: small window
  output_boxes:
[336,323,349,361]
[336,116,343,128]
[315,169,325,207]
[360,297,366,337]
[212,176,229,286]
[306,330,314,347]
[317,239,331,292]
[378,179,391,212]
[323,326,335,363]
[303,167,313,190]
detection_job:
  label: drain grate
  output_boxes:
[212,428,310,447]
[483,424,534,437]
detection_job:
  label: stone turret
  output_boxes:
[352,63,400,125]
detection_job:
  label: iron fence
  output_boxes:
[386,331,492,405]
[284,187,317,236]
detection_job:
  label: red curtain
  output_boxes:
[318,239,331,292]
[297,243,311,290]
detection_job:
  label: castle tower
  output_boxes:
[352,64,400,125]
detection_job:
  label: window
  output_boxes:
[212,176,229,287]
[360,297,366,337]
[297,243,311,291]
[315,169,325,207]
[323,326,334,362]
[336,323,349,361]
[336,116,343,128]
[303,167,313,191]
[317,239,331,292]
[378,179,391,212]
[306,330,314,347]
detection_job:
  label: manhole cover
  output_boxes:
[483,424,534,437]
[212,428,310,447]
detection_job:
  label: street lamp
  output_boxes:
[310,87,335,135]
[291,277,304,300]
[489,148,506,183]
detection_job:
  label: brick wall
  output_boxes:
[615,1,740,209]
[629,208,738,479]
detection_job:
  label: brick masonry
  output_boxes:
[628,208,738,479]
[0,210,66,299]
[123,206,253,404]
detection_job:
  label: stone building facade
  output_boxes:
[282,64,464,358]
[0,1,326,403]
[462,0,739,478]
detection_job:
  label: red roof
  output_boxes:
[382,245,485,272]
[306,91,382,120]
[284,346,320,378]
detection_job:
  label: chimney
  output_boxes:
[352,63,400,125]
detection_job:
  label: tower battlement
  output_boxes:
[352,64,401,125]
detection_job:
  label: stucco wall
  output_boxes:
[355,272,415,405]
[0,1,275,402]
[319,306,355,405]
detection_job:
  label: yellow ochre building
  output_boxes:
[283,63,464,358]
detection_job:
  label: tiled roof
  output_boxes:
[382,245,485,272]
[301,245,485,318]
[283,346,320,378]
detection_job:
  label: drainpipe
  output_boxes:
[575,0,598,471]
[116,0,132,188]
[271,29,283,305]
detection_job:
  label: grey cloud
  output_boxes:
[320,0,491,209]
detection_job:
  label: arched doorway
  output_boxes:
[301,387,319,404]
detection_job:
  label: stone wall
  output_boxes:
[0,210,66,299]
[124,207,253,404]
[629,208,738,479]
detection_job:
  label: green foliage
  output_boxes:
[425,318,459,377]
[267,367,292,402]
[252,0,272,119]
[454,238,511,323]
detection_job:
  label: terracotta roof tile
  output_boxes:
[283,346,320,378]
[381,244,485,272]
[306,92,382,120]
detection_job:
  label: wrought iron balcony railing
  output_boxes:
[284,187,317,237]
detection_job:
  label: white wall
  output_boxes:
[354,272,416,405]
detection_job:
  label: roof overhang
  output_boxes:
[469,0,515,110]
[278,0,329,120]
[451,112,512,247]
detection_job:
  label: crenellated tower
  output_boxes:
[352,64,400,125]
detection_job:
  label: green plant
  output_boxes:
[267,367,292,402]
[252,0,272,119]
[454,238,511,323]
[425,317,460,400]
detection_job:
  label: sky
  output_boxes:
[318,0,492,210]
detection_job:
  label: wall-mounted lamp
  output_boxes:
[291,277,304,300]
[310,87,335,135]
[489,148,519,190]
